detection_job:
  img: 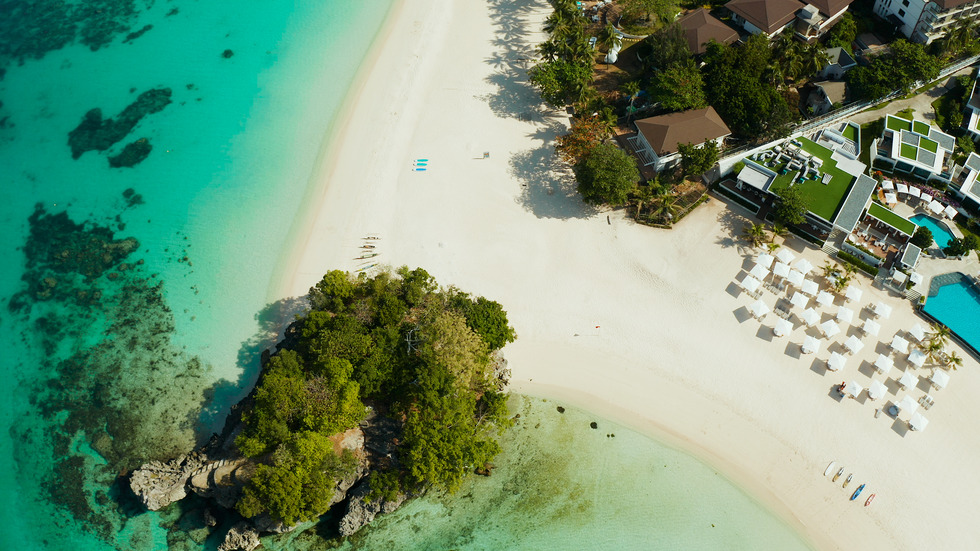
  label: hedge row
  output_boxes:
[837,250,880,277]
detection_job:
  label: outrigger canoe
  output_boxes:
[843,474,853,488]
[824,461,836,477]
[833,468,844,482]
[865,493,876,507]
[850,484,865,501]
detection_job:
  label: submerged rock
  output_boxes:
[108,137,152,167]
[68,88,172,159]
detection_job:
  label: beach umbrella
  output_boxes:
[897,395,918,416]
[909,272,923,285]
[801,308,820,327]
[844,335,864,355]
[908,323,927,342]
[788,269,805,288]
[909,412,929,432]
[898,371,917,390]
[773,318,793,337]
[750,299,769,319]
[908,186,921,198]
[931,369,950,390]
[890,335,909,354]
[756,252,775,269]
[885,192,898,203]
[845,286,863,303]
[896,183,909,194]
[802,336,820,354]
[943,205,958,219]
[928,200,944,215]
[882,179,894,190]
[741,275,761,294]
[874,301,893,319]
[844,380,863,399]
[827,352,846,372]
[793,258,814,274]
[874,353,894,376]
[773,261,790,279]
[820,320,841,338]
[862,319,881,337]
[868,380,887,400]
[892,270,908,285]
[816,290,835,307]
[750,263,769,281]
[908,349,927,368]
[836,306,854,324]
[776,249,796,265]
[802,279,819,297]
[790,291,809,310]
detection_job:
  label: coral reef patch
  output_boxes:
[68,88,172,159]
[109,137,153,167]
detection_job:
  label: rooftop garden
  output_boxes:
[920,137,939,153]
[842,123,858,143]
[901,142,918,160]
[767,137,856,222]
[868,202,916,235]
[886,115,912,132]
[913,120,930,135]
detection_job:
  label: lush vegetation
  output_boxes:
[944,234,979,256]
[911,226,934,249]
[772,185,811,227]
[529,0,595,109]
[235,267,515,524]
[649,60,707,112]
[575,142,640,205]
[824,13,857,54]
[846,40,939,101]
[678,140,718,178]
[836,250,880,277]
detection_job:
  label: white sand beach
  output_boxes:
[278,0,980,549]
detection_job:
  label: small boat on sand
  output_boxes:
[355,253,378,260]
[824,461,836,477]
[865,493,876,507]
[833,468,844,482]
[843,474,853,488]
[850,484,866,501]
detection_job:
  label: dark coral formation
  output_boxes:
[109,137,152,167]
[68,88,172,159]
[123,23,153,44]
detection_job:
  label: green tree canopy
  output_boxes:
[649,60,707,113]
[772,185,810,227]
[911,226,934,249]
[640,23,691,72]
[555,114,615,164]
[574,143,640,205]
[528,59,594,108]
[824,13,856,53]
[677,140,719,177]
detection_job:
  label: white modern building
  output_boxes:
[950,151,980,208]
[966,75,980,141]
[871,114,956,182]
[873,0,980,44]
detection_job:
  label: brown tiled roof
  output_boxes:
[635,107,732,156]
[726,0,805,35]
[935,0,973,9]
[807,0,854,16]
[676,9,740,55]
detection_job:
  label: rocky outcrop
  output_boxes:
[108,137,152,167]
[338,479,408,537]
[68,88,172,159]
[218,522,261,551]
[128,453,209,511]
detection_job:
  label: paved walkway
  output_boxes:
[848,66,976,125]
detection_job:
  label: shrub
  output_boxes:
[837,250,880,276]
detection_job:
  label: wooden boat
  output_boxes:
[833,468,844,482]
[865,493,876,507]
[355,253,378,260]
[843,474,853,488]
[850,484,866,501]
[824,461,836,477]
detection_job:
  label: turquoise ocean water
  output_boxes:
[0,2,813,550]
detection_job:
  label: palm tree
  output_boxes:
[922,338,946,366]
[622,80,641,124]
[766,241,781,253]
[537,40,560,62]
[832,273,850,294]
[800,42,831,80]
[944,350,963,371]
[632,184,655,219]
[742,223,768,247]
[769,223,788,243]
[929,324,951,349]
[841,263,856,278]
[596,23,620,54]
[821,260,838,280]
[652,188,681,223]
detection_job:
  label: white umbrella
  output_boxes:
[875,301,893,319]
[845,286,863,303]
[773,318,794,337]
[844,335,864,355]
[750,263,769,281]
[908,323,927,342]
[802,279,820,297]
[896,183,909,194]
[885,192,898,203]
[790,291,809,310]
[898,371,917,390]
[802,335,820,354]
[909,412,929,431]
[897,395,918,416]
[862,319,881,337]
[844,380,863,398]
[943,205,958,219]
[741,275,761,294]
[820,320,841,338]
[874,353,894,376]
[928,200,944,215]
[931,369,950,390]
[909,272,923,285]
[773,261,790,279]
[836,306,854,324]
[882,179,894,190]
[776,249,796,265]
[908,349,927,368]
[890,335,909,354]
[892,270,908,285]
[908,186,921,198]
[750,299,769,319]
[827,352,846,372]
[756,252,775,269]
[788,269,805,288]
[793,258,814,274]
[816,290,835,307]
[868,380,887,400]
[801,307,820,327]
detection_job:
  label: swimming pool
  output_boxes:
[910,214,955,248]
[923,273,980,355]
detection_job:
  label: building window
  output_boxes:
[902,0,909,5]
[898,8,906,16]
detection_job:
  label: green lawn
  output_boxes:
[901,142,918,160]
[868,203,916,235]
[887,116,912,132]
[768,137,855,222]
[920,137,938,153]
[913,120,930,135]
[842,123,858,143]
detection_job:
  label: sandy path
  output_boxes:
[279,1,980,549]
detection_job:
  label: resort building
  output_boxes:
[965,75,980,142]
[872,0,980,44]
[795,0,855,41]
[805,81,847,116]
[870,114,956,184]
[725,0,805,38]
[630,107,732,172]
[727,122,877,242]
[676,8,740,55]
[817,47,857,79]
[949,151,980,208]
